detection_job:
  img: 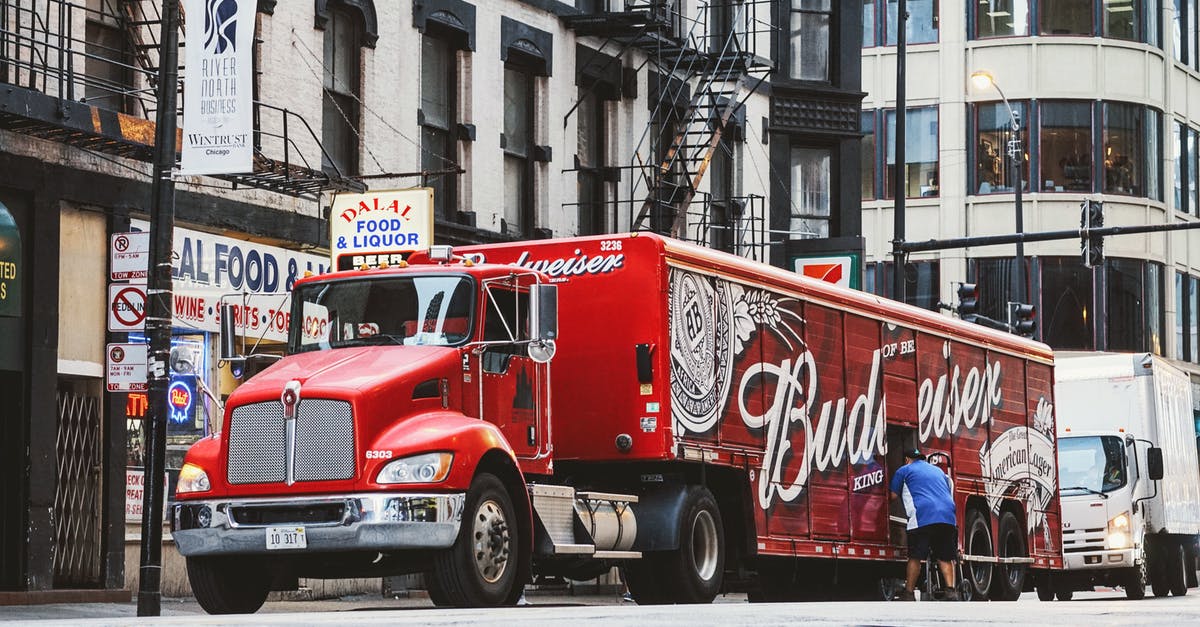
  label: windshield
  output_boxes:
[1059,435,1128,494]
[289,275,474,353]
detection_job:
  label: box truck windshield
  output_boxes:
[1058,435,1127,495]
[288,275,475,352]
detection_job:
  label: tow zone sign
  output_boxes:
[108,284,147,332]
[107,343,147,392]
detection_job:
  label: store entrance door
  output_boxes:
[0,369,25,590]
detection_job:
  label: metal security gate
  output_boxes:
[53,386,103,587]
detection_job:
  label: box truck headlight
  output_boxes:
[1107,512,1131,549]
[376,452,453,484]
[176,463,211,494]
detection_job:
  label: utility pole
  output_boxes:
[137,0,181,617]
[891,0,908,303]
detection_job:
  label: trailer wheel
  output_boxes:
[427,473,518,607]
[662,486,725,603]
[186,556,271,615]
[1036,585,1054,602]
[1125,554,1148,600]
[1055,589,1073,601]
[1151,541,1171,598]
[989,511,1026,601]
[963,508,994,600]
[1168,542,1189,596]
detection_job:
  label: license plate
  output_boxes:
[265,526,307,550]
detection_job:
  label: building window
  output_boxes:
[1177,271,1187,360]
[709,136,743,252]
[974,101,1029,194]
[789,147,831,239]
[1040,0,1093,35]
[576,87,606,236]
[84,4,136,114]
[863,0,877,46]
[861,111,876,199]
[885,106,939,199]
[1191,275,1199,361]
[503,64,535,237]
[1040,101,1092,193]
[969,257,1024,321]
[1173,121,1198,214]
[869,261,941,310]
[975,0,1031,38]
[1103,0,1142,40]
[321,5,363,176]
[1108,259,1165,354]
[421,34,459,222]
[789,0,831,81]
[1103,102,1144,196]
[885,0,939,45]
[1040,256,1095,350]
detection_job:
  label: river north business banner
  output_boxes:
[180,0,256,175]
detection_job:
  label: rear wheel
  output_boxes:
[963,509,994,600]
[186,556,271,615]
[1055,589,1074,601]
[627,486,725,604]
[990,512,1026,601]
[1036,585,1054,602]
[1151,542,1171,598]
[1168,542,1189,596]
[427,473,519,607]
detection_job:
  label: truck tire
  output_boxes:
[989,511,1026,601]
[963,508,994,600]
[1151,542,1171,598]
[1036,585,1054,602]
[622,557,670,605]
[658,486,726,604]
[427,473,518,607]
[186,556,271,615]
[1168,542,1189,596]
[1125,556,1148,600]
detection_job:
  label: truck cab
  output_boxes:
[170,248,567,612]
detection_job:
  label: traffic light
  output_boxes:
[956,283,979,322]
[1011,303,1037,339]
[1080,200,1104,268]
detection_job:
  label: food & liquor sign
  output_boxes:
[330,189,433,270]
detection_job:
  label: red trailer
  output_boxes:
[171,232,1061,612]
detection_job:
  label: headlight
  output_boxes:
[176,463,211,494]
[1107,512,1131,549]
[376,452,453,484]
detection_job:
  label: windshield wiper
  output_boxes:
[1060,485,1109,498]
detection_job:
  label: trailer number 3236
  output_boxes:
[365,450,393,459]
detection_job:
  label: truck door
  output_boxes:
[477,281,548,462]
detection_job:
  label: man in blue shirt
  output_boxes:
[889,448,958,601]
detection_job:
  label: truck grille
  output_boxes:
[1062,527,1106,553]
[227,399,355,484]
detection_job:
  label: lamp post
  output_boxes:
[970,70,1025,305]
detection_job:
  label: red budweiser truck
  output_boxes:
[170,233,1062,613]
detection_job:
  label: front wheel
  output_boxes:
[186,556,271,615]
[1125,555,1148,600]
[426,473,519,607]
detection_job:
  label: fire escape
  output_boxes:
[564,0,773,258]
[0,0,363,198]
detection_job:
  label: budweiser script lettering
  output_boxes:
[512,250,624,277]
[739,341,1003,509]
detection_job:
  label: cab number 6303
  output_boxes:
[365,450,393,460]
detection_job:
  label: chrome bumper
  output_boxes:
[170,492,465,557]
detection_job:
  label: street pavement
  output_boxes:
[3,589,1199,625]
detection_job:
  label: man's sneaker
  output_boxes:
[942,588,960,601]
[622,592,633,603]
[895,590,917,601]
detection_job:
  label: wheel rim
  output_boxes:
[471,498,510,584]
[691,509,719,581]
[967,517,993,593]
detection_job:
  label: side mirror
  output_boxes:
[1148,446,1164,481]
[530,284,558,342]
[219,301,240,362]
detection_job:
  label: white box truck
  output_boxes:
[1038,353,1200,601]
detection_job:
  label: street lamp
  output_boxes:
[970,70,1026,304]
